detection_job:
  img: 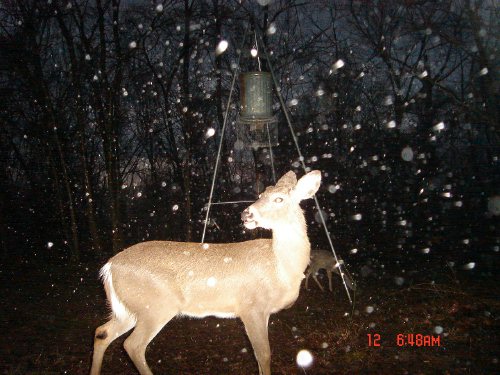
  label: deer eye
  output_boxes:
[274,197,283,203]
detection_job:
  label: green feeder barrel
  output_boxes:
[239,72,274,122]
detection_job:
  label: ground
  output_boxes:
[0,256,498,375]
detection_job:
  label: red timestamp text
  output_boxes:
[367,333,441,347]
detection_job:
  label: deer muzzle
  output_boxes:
[241,207,258,229]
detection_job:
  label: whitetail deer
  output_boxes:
[90,170,321,375]
[305,250,355,292]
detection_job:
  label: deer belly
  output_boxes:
[179,287,239,319]
[182,310,237,319]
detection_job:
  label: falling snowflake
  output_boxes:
[206,128,215,138]
[331,59,345,72]
[296,349,313,368]
[462,262,476,270]
[433,122,445,132]
[401,146,414,161]
[206,277,217,287]
[267,23,277,35]
[215,40,228,56]
[351,213,362,221]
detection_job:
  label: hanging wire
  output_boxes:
[254,29,262,71]
[256,27,354,304]
[265,123,277,183]
[206,200,255,206]
[201,25,250,244]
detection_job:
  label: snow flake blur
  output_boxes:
[215,40,228,56]
[0,2,497,372]
[296,349,313,368]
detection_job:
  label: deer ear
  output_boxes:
[275,171,297,188]
[291,170,321,201]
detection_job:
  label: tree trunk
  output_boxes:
[80,135,102,253]
[53,132,80,262]
[181,0,193,241]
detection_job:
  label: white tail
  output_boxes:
[305,250,356,292]
[90,170,321,375]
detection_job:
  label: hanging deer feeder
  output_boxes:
[237,71,278,149]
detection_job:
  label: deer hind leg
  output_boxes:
[122,302,178,375]
[90,315,135,375]
[326,270,333,292]
[123,312,177,375]
[305,271,311,290]
[312,272,325,291]
[241,312,271,375]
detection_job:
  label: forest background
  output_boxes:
[0,0,497,266]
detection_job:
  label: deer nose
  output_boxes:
[241,208,253,222]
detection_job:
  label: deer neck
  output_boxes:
[271,217,310,282]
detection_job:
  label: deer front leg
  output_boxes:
[240,312,271,375]
[312,273,325,291]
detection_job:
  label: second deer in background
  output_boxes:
[305,250,356,292]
